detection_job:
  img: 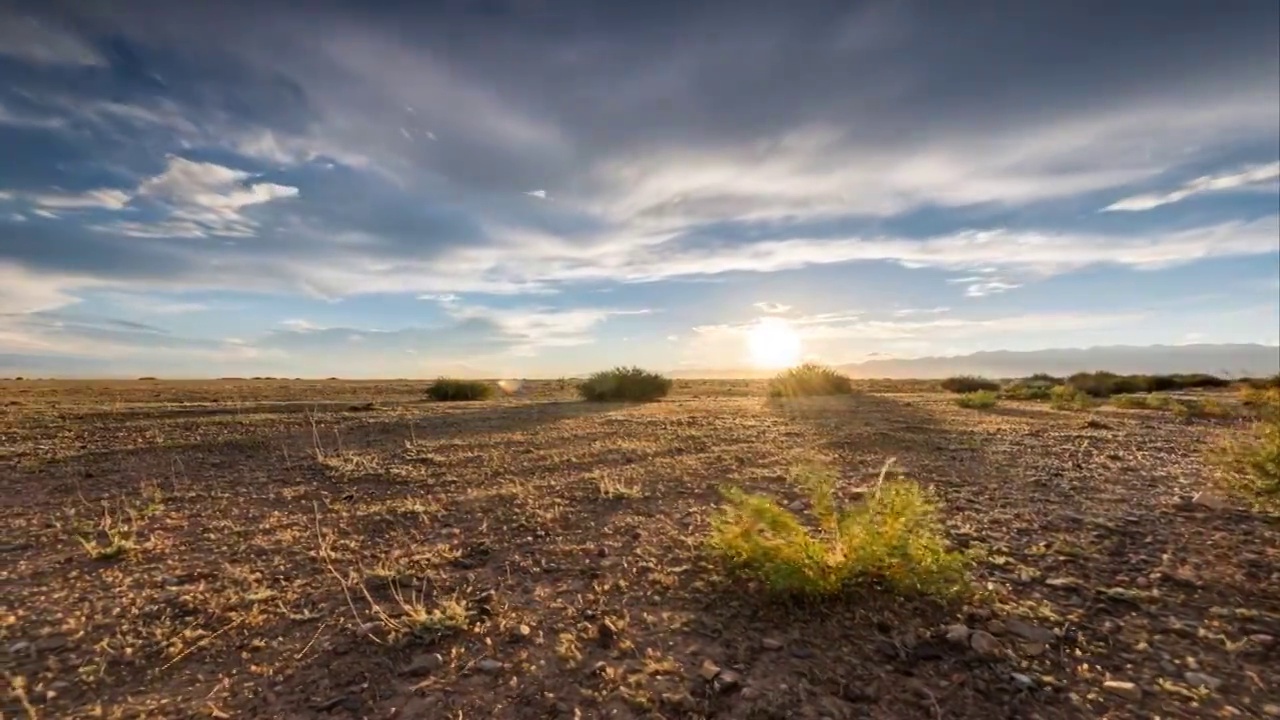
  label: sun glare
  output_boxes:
[747,317,802,369]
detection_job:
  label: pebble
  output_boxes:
[945,624,972,644]
[1183,672,1222,691]
[740,687,761,701]
[787,500,806,512]
[968,630,1003,657]
[33,636,67,651]
[1262,704,1280,717]
[475,658,504,674]
[596,619,618,648]
[1007,619,1055,644]
[8,641,32,655]
[509,624,532,643]
[1020,642,1048,657]
[789,644,815,659]
[761,637,784,651]
[1250,634,1275,647]
[714,670,743,693]
[699,659,722,681]
[986,620,1007,635]
[1011,673,1036,690]
[401,652,444,675]
[1102,680,1142,702]
[1044,577,1079,589]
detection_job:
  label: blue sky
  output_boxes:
[1,0,1278,378]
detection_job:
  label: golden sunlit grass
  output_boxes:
[955,390,999,409]
[426,378,494,401]
[577,366,672,401]
[766,363,852,398]
[708,462,969,598]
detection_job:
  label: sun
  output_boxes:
[747,317,802,369]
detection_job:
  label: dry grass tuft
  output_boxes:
[577,367,672,402]
[955,390,999,409]
[426,378,494,401]
[708,462,968,598]
[1214,414,1280,512]
[766,363,853,398]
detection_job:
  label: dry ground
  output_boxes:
[1,379,1277,720]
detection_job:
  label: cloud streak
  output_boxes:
[1103,161,1280,212]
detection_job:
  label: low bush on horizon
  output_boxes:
[1050,384,1095,411]
[955,390,999,409]
[1066,371,1231,398]
[767,363,853,398]
[426,378,494,401]
[708,462,969,598]
[578,366,672,402]
[940,375,1000,394]
[1000,380,1053,401]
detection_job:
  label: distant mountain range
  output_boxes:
[669,344,1280,379]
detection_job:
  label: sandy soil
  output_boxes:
[1,379,1276,719]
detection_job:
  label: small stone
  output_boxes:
[597,619,618,648]
[1193,491,1228,509]
[1262,704,1280,717]
[1250,634,1275,646]
[33,636,67,652]
[714,670,742,693]
[355,622,381,637]
[789,644,815,659]
[1102,680,1142,702]
[787,500,806,512]
[969,630,1003,657]
[1007,619,1055,644]
[761,637,784,650]
[587,660,609,677]
[402,652,444,675]
[1020,642,1048,657]
[509,624,532,643]
[945,624,973,644]
[0,542,33,553]
[475,658,504,674]
[1010,673,1036,690]
[1183,671,1222,691]
[986,620,1007,635]
[660,692,696,711]
[699,659,721,681]
[740,687,761,701]
[1044,577,1079,589]
[8,641,32,654]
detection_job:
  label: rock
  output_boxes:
[1007,620,1055,644]
[787,500,806,512]
[0,542,34,553]
[587,660,609,677]
[1262,704,1280,717]
[1011,673,1036,690]
[1102,680,1142,702]
[969,630,1003,657]
[740,687,761,701]
[33,636,67,652]
[986,620,1007,635]
[402,652,444,675]
[1020,642,1048,657]
[1044,577,1079,589]
[945,624,973,645]
[660,692,696,711]
[475,658,504,674]
[355,621,381,637]
[1183,672,1222,691]
[713,670,742,693]
[509,624,532,643]
[596,619,618,648]
[1250,634,1275,647]
[8,641,32,655]
[789,644,815,659]
[761,637,784,651]
[699,659,721,681]
[1193,491,1228,509]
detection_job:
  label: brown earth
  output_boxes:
[1,379,1276,719]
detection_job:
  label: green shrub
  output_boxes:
[708,463,968,598]
[1110,394,1161,410]
[1001,380,1053,401]
[955,390,999,409]
[577,366,672,402]
[1241,387,1280,419]
[1050,384,1095,411]
[1025,373,1063,385]
[940,375,1000,394]
[1214,414,1280,512]
[766,363,853,398]
[426,378,494,401]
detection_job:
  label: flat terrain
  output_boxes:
[1,379,1277,719]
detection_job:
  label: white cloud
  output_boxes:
[279,319,325,332]
[439,301,650,355]
[29,189,132,210]
[1100,159,1280,210]
[525,190,549,199]
[1104,161,1280,212]
[8,213,24,222]
[32,209,59,219]
[753,301,792,313]
[92,156,299,238]
[0,264,91,314]
[892,306,950,316]
[0,17,104,66]
[961,279,1022,297]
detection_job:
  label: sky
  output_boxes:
[1,0,1278,378]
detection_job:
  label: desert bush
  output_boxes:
[766,363,853,398]
[578,366,672,402]
[1001,380,1053,401]
[1214,414,1280,512]
[708,463,968,598]
[1240,374,1280,391]
[1241,387,1280,420]
[1024,373,1063,385]
[1067,371,1230,397]
[1110,394,1158,410]
[426,378,494,401]
[955,390,999,409]
[1050,384,1095,411]
[1170,397,1234,422]
[939,375,1000,394]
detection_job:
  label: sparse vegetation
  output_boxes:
[1066,371,1231,398]
[1000,380,1053,401]
[1214,414,1280,512]
[766,363,853,398]
[577,366,672,401]
[426,377,494,401]
[708,463,968,597]
[1050,384,1095,411]
[955,390,999,409]
[939,375,1000,394]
